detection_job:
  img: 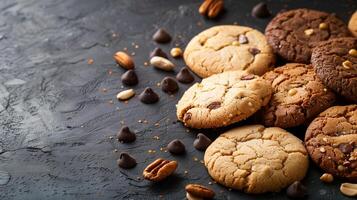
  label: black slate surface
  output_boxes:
[0,0,356,199]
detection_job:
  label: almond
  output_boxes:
[113,51,135,69]
[340,183,357,197]
[150,56,175,71]
[116,89,135,101]
[207,0,223,19]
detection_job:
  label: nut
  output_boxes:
[113,51,135,69]
[116,89,135,101]
[349,49,357,57]
[170,47,183,58]
[143,158,177,182]
[185,184,215,199]
[150,56,175,71]
[186,192,203,200]
[199,0,223,19]
[320,173,334,183]
[342,60,352,69]
[340,183,357,197]
[207,0,224,19]
[304,28,314,36]
[319,23,328,30]
[288,88,297,96]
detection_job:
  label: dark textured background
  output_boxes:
[0,0,356,199]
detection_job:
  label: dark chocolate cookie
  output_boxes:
[260,63,336,128]
[305,105,357,181]
[311,37,357,103]
[265,9,350,63]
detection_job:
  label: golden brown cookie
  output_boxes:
[305,105,357,181]
[176,71,272,129]
[204,125,309,194]
[349,11,357,37]
[184,25,275,78]
[260,63,336,128]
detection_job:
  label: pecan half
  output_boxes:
[143,158,178,182]
[198,0,223,19]
[185,184,215,199]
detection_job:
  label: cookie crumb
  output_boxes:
[319,147,326,153]
[87,58,94,65]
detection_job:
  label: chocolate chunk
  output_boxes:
[286,181,307,198]
[150,47,168,59]
[167,139,186,155]
[241,74,255,80]
[207,102,221,110]
[193,133,212,151]
[121,70,138,86]
[339,143,354,154]
[139,87,159,104]
[153,28,172,43]
[248,48,261,55]
[251,2,271,18]
[117,153,137,169]
[117,126,136,143]
[238,35,248,44]
[176,67,195,84]
[161,77,179,94]
[184,112,192,121]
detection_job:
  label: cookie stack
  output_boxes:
[177,8,357,195]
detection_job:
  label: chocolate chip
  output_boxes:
[238,35,248,44]
[339,143,354,154]
[207,102,221,110]
[139,87,159,104]
[251,2,271,18]
[248,48,261,55]
[241,74,255,80]
[176,67,195,84]
[150,47,168,59]
[161,77,179,94]
[184,112,192,121]
[117,153,137,169]
[167,139,186,155]
[194,133,212,151]
[121,70,138,86]
[153,28,172,43]
[286,181,307,198]
[117,126,136,143]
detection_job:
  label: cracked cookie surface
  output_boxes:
[311,37,357,103]
[184,25,275,78]
[204,125,308,194]
[265,9,350,63]
[260,63,336,128]
[176,71,272,129]
[305,105,357,181]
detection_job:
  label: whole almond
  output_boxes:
[207,0,223,19]
[185,184,215,199]
[199,0,215,15]
[320,173,334,183]
[340,183,357,197]
[150,56,175,71]
[113,51,135,70]
[116,89,135,101]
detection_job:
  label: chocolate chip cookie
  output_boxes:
[305,105,357,181]
[204,125,309,193]
[176,71,272,129]
[265,9,350,63]
[184,25,275,78]
[349,11,357,37]
[260,63,336,128]
[311,37,357,103]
